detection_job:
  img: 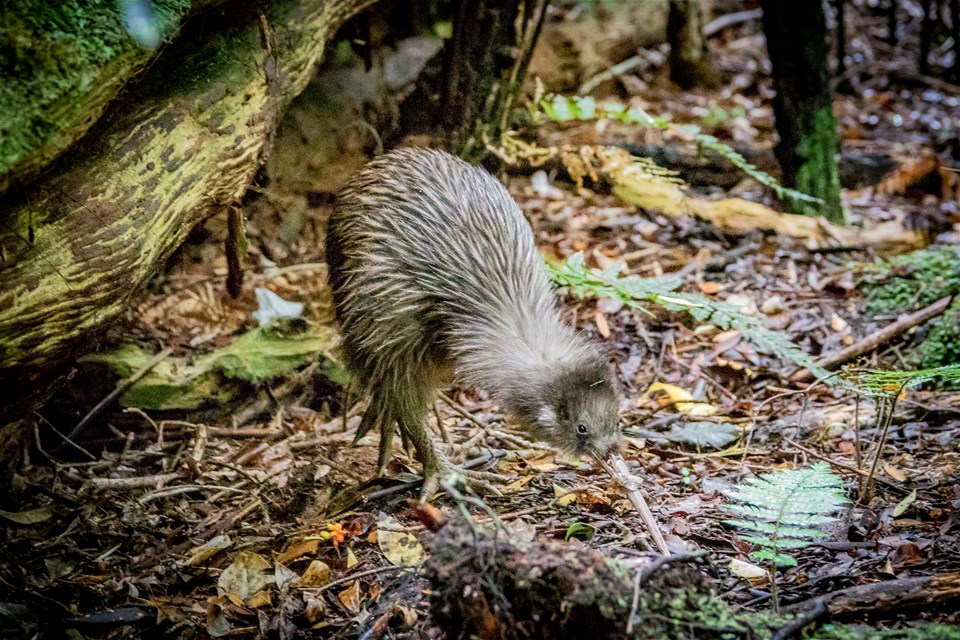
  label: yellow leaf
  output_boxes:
[831,313,848,332]
[594,311,611,338]
[728,558,767,580]
[346,547,358,568]
[639,381,717,416]
[377,514,423,567]
[338,580,362,613]
[553,484,578,506]
[504,475,534,492]
[883,463,907,482]
[276,537,320,565]
[247,590,272,609]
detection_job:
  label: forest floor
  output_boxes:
[2,1,960,638]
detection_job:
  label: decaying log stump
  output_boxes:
[423,518,771,640]
[0,0,373,422]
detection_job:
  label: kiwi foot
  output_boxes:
[420,450,512,501]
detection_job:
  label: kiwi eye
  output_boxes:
[576,424,588,435]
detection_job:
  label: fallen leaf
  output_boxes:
[246,590,272,609]
[595,311,611,338]
[699,281,721,294]
[664,422,738,449]
[504,475,534,492]
[639,382,717,416]
[831,313,848,332]
[553,484,578,506]
[729,558,767,579]
[346,547,358,568]
[299,560,332,587]
[182,535,233,567]
[760,295,786,315]
[338,580,362,613]
[217,552,274,606]
[883,463,907,482]
[206,601,231,637]
[0,507,53,525]
[377,514,423,567]
[893,489,917,518]
[564,522,596,541]
[276,538,320,565]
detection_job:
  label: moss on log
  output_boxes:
[0,0,373,421]
[0,0,208,193]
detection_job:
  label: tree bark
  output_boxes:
[441,0,548,160]
[667,0,721,89]
[760,0,844,223]
[0,0,373,423]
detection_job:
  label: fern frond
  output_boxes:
[723,462,847,569]
[545,254,830,380]
[534,94,821,206]
[840,364,960,398]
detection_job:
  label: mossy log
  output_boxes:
[0,0,209,194]
[0,0,372,421]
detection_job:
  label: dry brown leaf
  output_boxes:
[338,580,362,613]
[217,552,274,606]
[276,538,320,565]
[299,560,333,587]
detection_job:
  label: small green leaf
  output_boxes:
[892,489,917,517]
[564,522,596,541]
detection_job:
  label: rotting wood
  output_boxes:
[786,572,960,620]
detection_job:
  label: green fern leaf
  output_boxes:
[545,255,830,380]
[723,462,847,568]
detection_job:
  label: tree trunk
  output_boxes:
[759,0,844,223]
[0,0,373,423]
[441,0,548,160]
[667,0,721,89]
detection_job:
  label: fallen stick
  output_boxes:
[786,572,960,620]
[790,295,954,382]
[600,454,672,555]
[68,346,173,440]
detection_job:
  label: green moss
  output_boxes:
[792,106,844,223]
[0,0,192,182]
[862,246,960,368]
[809,623,960,640]
[864,246,960,314]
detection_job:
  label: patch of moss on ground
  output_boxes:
[809,623,960,639]
[0,0,191,180]
[862,246,960,368]
[864,246,960,314]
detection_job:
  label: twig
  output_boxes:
[791,296,953,382]
[88,472,181,490]
[703,8,763,36]
[780,436,905,493]
[771,598,828,640]
[600,454,671,555]
[313,564,415,594]
[35,412,96,461]
[68,347,173,440]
